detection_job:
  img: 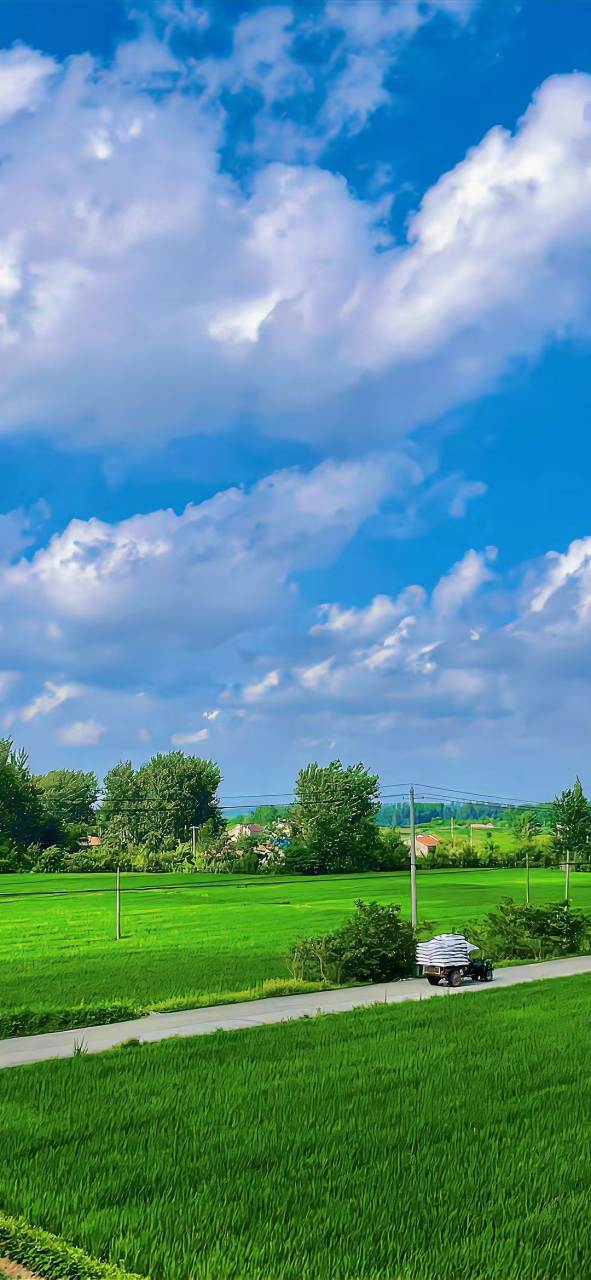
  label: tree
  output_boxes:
[100,752,224,851]
[100,761,143,847]
[0,739,48,848]
[290,760,381,873]
[551,777,591,865]
[372,827,409,871]
[514,809,541,844]
[251,804,290,826]
[35,769,98,828]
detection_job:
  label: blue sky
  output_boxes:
[1,0,591,799]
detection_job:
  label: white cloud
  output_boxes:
[311,588,424,638]
[0,457,390,687]
[243,670,281,702]
[21,680,82,721]
[203,709,220,720]
[0,45,57,124]
[0,23,586,454]
[299,658,335,691]
[3,495,591,790]
[432,548,497,619]
[58,719,105,746]
[529,537,591,615]
[170,728,209,744]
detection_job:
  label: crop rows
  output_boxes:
[2,867,588,1032]
[2,974,591,1278]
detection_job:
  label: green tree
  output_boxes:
[0,739,48,849]
[514,809,541,844]
[372,827,409,871]
[35,769,98,828]
[291,759,381,873]
[101,752,224,851]
[551,777,591,865]
[100,761,142,847]
[251,804,289,826]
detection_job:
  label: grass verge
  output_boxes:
[0,979,338,1039]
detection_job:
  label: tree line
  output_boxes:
[0,737,590,875]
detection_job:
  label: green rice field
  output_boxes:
[0,867,585,1026]
[1,972,591,1279]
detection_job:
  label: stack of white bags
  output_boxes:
[416,934,478,966]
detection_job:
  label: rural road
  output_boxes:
[2,955,591,1070]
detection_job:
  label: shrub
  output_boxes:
[0,1211,142,1280]
[289,899,416,984]
[464,897,591,961]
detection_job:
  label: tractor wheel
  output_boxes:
[484,967,493,982]
[448,968,463,988]
[427,976,440,986]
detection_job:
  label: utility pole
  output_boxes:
[451,815,455,848]
[565,846,571,904]
[116,865,121,941]
[409,786,417,929]
[526,845,530,905]
[190,826,198,862]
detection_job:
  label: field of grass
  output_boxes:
[0,867,585,1030]
[400,817,546,854]
[1,972,591,1279]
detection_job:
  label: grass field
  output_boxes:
[0,867,585,1027]
[1,972,590,1279]
[402,818,546,854]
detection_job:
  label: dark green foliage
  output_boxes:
[4,978,591,1278]
[100,751,223,851]
[0,739,49,847]
[290,899,416,983]
[465,897,591,960]
[291,759,381,873]
[35,769,99,827]
[372,826,409,870]
[551,777,591,863]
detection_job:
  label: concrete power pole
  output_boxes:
[409,785,417,929]
[116,865,121,941]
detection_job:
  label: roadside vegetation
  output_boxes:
[2,974,591,1280]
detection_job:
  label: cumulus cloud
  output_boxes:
[2,454,591,789]
[0,457,392,689]
[58,719,105,746]
[0,44,57,123]
[0,17,587,453]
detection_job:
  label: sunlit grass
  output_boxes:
[1,973,590,1279]
[0,867,584,1022]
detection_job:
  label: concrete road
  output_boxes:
[2,954,591,1071]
